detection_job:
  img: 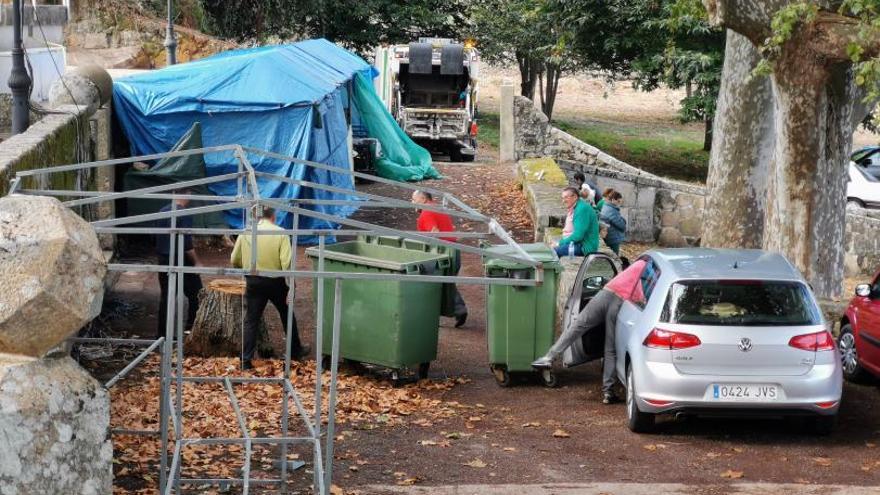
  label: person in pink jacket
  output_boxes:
[533,259,649,404]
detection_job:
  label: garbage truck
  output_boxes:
[374,38,479,162]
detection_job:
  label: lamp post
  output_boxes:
[8,0,31,134]
[164,0,177,65]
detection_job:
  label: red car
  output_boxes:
[839,271,880,381]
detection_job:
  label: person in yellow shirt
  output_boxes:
[231,207,307,370]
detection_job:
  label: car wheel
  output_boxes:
[838,324,871,383]
[626,364,655,433]
[808,414,837,436]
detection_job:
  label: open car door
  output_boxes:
[562,254,619,368]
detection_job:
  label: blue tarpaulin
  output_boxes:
[112,39,380,239]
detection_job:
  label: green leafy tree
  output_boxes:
[200,0,470,54]
[629,0,724,151]
[470,0,581,119]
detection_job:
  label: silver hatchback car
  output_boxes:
[561,249,843,433]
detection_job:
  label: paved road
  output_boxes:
[367,483,880,494]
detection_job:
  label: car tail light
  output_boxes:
[470,122,478,136]
[643,328,701,350]
[788,331,835,352]
[815,401,838,409]
[643,398,673,407]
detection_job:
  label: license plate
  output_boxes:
[712,384,779,401]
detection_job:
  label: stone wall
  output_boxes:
[0,102,112,197]
[511,96,880,277]
[844,211,880,277]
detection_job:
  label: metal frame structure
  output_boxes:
[8,144,544,494]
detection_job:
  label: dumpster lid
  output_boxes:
[305,240,449,273]
[483,243,559,269]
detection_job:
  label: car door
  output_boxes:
[858,275,880,369]
[562,254,619,368]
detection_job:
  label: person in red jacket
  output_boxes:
[412,190,468,327]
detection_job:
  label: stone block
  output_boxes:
[655,189,676,212]
[0,356,112,495]
[660,210,679,228]
[679,216,704,238]
[0,195,107,357]
[658,227,688,248]
[80,32,109,50]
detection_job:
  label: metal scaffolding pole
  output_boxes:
[10,144,547,494]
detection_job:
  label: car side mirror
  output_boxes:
[856,284,871,297]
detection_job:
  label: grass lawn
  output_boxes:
[555,118,709,183]
[476,109,708,183]
[478,111,500,150]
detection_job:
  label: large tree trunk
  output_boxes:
[764,56,854,300]
[185,279,275,358]
[702,31,774,250]
[699,2,865,300]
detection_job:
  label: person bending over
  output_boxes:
[532,259,648,404]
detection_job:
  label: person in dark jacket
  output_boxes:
[600,191,626,254]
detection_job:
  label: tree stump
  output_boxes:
[185,279,275,358]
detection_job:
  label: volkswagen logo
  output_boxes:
[738,338,752,352]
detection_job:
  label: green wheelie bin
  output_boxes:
[305,238,451,383]
[360,235,459,317]
[483,243,561,387]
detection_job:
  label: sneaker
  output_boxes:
[241,360,254,371]
[455,313,468,328]
[531,356,553,369]
[602,391,620,405]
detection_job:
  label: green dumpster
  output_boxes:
[484,243,561,387]
[305,239,451,382]
[361,235,459,317]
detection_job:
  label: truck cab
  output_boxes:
[375,38,479,162]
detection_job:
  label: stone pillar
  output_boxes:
[0,195,111,494]
[499,80,515,164]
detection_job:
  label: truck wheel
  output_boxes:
[450,146,475,162]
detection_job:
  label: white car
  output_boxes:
[847,162,880,210]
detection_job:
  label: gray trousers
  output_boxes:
[547,289,623,392]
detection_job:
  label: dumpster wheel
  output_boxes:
[490,365,511,387]
[541,369,558,388]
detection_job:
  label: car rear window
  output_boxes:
[660,280,822,326]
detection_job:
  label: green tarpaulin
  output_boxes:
[352,73,441,182]
[123,122,227,228]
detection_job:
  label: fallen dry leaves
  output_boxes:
[552,429,571,438]
[643,444,667,452]
[464,458,488,468]
[720,469,745,479]
[813,457,833,467]
[110,355,466,491]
